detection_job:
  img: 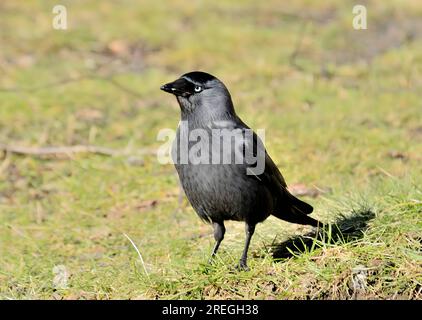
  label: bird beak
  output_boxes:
[160,82,174,94]
[160,78,193,97]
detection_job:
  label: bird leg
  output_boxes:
[209,221,225,263]
[238,222,255,271]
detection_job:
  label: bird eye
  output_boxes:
[194,85,202,92]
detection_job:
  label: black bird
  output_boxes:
[161,71,321,270]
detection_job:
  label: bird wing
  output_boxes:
[210,117,287,189]
[263,150,287,188]
[209,117,313,217]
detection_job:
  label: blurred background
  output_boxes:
[0,1,421,299]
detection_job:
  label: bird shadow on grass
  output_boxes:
[270,208,376,260]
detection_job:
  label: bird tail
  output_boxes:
[272,191,322,227]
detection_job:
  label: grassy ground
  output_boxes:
[0,0,421,299]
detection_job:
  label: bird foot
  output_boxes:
[236,260,249,271]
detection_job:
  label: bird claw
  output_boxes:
[236,261,249,271]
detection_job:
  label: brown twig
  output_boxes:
[0,71,143,99]
[0,144,122,157]
[106,77,144,99]
[0,144,158,159]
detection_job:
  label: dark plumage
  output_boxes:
[161,71,322,270]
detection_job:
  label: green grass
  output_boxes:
[0,0,421,299]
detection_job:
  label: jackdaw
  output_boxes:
[161,71,321,270]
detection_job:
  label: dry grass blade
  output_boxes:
[123,233,149,277]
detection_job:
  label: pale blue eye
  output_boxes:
[194,85,202,92]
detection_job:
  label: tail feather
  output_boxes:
[272,190,322,227]
[287,192,313,215]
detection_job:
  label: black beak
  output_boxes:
[160,78,193,97]
[160,83,174,94]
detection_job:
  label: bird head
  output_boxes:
[160,71,235,118]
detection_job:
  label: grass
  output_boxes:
[0,0,421,299]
